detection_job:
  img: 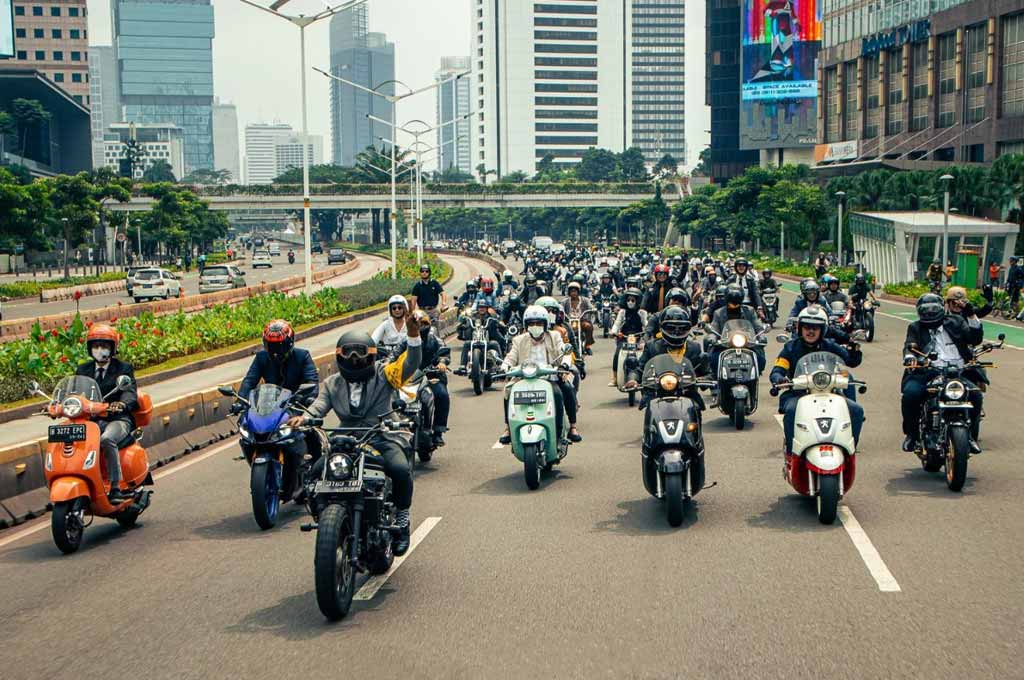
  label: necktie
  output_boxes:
[97,368,105,383]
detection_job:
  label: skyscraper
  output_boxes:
[89,45,120,169]
[473,0,629,177]
[212,99,240,182]
[244,122,292,185]
[112,0,215,174]
[631,0,686,166]
[328,3,394,166]
[275,134,324,175]
[8,0,89,105]
[435,56,471,174]
[705,0,757,183]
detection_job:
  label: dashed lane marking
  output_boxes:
[492,440,504,449]
[353,516,442,601]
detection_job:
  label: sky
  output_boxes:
[88,0,709,172]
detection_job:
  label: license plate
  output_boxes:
[315,479,361,493]
[514,390,547,404]
[48,424,86,443]
[143,284,153,288]
[727,357,751,367]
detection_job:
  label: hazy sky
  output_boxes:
[88,0,709,171]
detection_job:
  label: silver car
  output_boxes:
[199,265,247,294]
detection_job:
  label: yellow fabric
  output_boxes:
[667,347,687,361]
[774,357,791,370]
[383,350,409,389]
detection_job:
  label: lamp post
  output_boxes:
[940,174,954,278]
[835,191,846,267]
[316,68,470,278]
[238,0,370,294]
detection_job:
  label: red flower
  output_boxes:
[129,340,138,347]
[50,329,59,337]
[79,338,86,344]
[134,322,142,330]
[109,317,118,323]
[59,355,68,363]
[226,322,232,329]
[152,329,163,336]
[37,335,45,342]
[39,352,48,359]
[85,321,93,328]
[73,290,83,301]
[117,301,123,307]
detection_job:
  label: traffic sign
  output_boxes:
[116,232,127,243]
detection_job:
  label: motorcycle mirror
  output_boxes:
[437,346,451,358]
[217,385,236,397]
[928,352,939,361]
[775,333,789,343]
[998,333,1006,341]
[391,399,407,413]
[27,380,40,395]
[851,330,867,341]
[116,374,133,390]
[296,382,317,397]
[858,385,867,394]
[561,343,574,356]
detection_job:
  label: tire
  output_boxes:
[628,390,636,407]
[665,473,684,527]
[250,462,280,530]
[524,443,540,490]
[115,506,140,529]
[817,474,840,525]
[314,504,356,621]
[471,349,484,395]
[946,426,970,492]
[733,399,745,430]
[51,497,86,554]
[133,297,141,304]
[417,446,433,463]
[865,314,876,343]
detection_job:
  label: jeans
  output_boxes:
[901,372,983,437]
[430,381,450,430]
[780,391,863,453]
[368,436,413,509]
[98,419,131,484]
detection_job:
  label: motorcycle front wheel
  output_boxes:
[946,426,970,492]
[250,461,281,530]
[817,474,840,525]
[471,348,484,395]
[733,399,745,430]
[523,443,541,490]
[51,497,87,554]
[665,473,685,527]
[314,504,356,621]
[865,314,875,343]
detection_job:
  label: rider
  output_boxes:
[371,295,410,354]
[499,269,519,295]
[289,312,423,555]
[707,284,766,374]
[848,272,874,306]
[926,259,943,290]
[821,274,849,308]
[475,277,499,311]
[609,287,649,386]
[563,281,595,355]
[900,292,984,453]
[457,281,479,309]
[786,278,822,325]
[726,257,764,317]
[596,271,618,300]
[458,301,506,372]
[390,310,450,447]
[624,306,708,406]
[411,264,446,324]
[500,291,526,327]
[642,264,674,313]
[759,269,778,294]
[770,305,864,457]
[498,304,582,444]
[287,249,295,264]
[76,324,139,504]
[645,287,691,340]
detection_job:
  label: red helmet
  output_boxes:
[480,277,495,294]
[86,323,120,353]
[653,264,671,275]
[262,319,295,360]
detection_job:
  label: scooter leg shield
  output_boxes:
[804,445,846,473]
[49,476,90,504]
[517,423,548,445]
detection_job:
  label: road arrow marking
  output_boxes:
[354,516,442,601]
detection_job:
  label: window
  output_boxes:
[886,48,903,135]
[534,17,597,27]
[825,67,839,142]
[15,28,25,38]
[964,24,986,123]
[535,123,598,132]
[535,136,598,145]
[31,6,42,16]
[51,29,61,38]
[1001,13,1024,117]
[54,72,64,82]
[843,61,858,140]
[864,54,880,139]
[68,6,78,16]
[70,29,80,39]
[33,28,43,38]
[910,41,928,131]
[50,5,59,15]
[71,51,81,61]
[534,31,597,41]
[73,95,82,104]
[71,73,82,83]
[16,51,27,60]
[937,33,956,127]
[34,50,44,60]
[14,5,24,15]
[53,50,63,61]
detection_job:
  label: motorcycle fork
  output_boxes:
[349,500,364,569]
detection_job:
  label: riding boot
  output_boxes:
[394,509,411,555]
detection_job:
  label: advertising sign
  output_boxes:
[0,0,14,59]
[740,0,821,150]
[814,140,859,163]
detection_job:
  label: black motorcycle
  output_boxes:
[302,416,410,621]
[639,354,716,526]
[705,319,766,430]
[851,297,878,342]
[288,251,296,265]
[393,347,450,463]
[597,295,615,338]
[762,289,779,327]
[908,334,1003,492]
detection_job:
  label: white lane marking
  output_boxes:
[838,506,902,592]
[774,413,785,428]
[492,440,504,449]
[0,437,238,549]
[353,516,442,601]
[770,412,900,592]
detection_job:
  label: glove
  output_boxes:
[230,401,245,415]
[963,302,976,317]
[903,355,916,367]
[107,401,126,414]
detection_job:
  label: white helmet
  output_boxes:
[522,305,549,339]
[387,294,408,311]
[797,304,829,331]
[503,269,514,281]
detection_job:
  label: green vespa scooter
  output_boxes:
[502,348,574,490]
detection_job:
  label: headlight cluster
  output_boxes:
[327,454,353,480]
[812,371,832,390]
[522,363,539,378]
[62,397,83,418]
[731,334,746,348]
[944,381,966,400]
[659,374,679,392]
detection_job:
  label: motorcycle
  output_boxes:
[218,382,321,530]
[769,350,867,524]
[639,355,717,526]
[762,290,779,327]
[828,300,854,336]
[288,251,296,265]
[464,316,502,395]
[851,298,878,342]
[705,319,766,430]
[906,334,1003,492]
[302,416,410,621]
[394,346,450,463]
[30,375,154,554]
[499,347,575,490]
[566,308,595,378]
[616,332,645,407]
[598,296,615,338]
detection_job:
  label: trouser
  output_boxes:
[612,340,625,373]
[504,379,577,436]
[98,419,131,485]
[429,381,450,429]
[369,436,413,510]
[419,305,440,324]
[781,392,863,453]
[580,320,595,347]
[1010,285,1021,307]
[901,372,982,437]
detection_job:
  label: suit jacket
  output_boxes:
[238,348,320,401]
[902,316,981,369]
[75,357,139,427]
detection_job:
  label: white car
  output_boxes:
[268,243,281,256]
[132,268,182,303]
[252,251,273,269]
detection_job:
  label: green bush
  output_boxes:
[882,281,987,307]
[0,271,126,299]
[753,257,861,284]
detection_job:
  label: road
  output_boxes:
[0,280,1021,679]
[4,249,327,320]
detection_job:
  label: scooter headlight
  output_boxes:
[659,374,679,392]
[327,454,353,480]
[731,334,746,348]
[522,362,539,379]
[944,381,966,400]
[812,371,832,390]
[62,397,83,418]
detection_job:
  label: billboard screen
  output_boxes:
[739,0,821,150]
[0,0,13,59]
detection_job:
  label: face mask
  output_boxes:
[547,313,556,326]
[528,325,545,339]
[626,300,636,309]
[91,347,111,363]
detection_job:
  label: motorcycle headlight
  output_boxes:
[944,381,966,400]
[812,371,832,390]
[327,454,353,480]
[522,363,539,379]
[62,397,83,418]
[659,374,679,392]
[277,426,293,440]
[238,424,250,440]
[731,334,746,348]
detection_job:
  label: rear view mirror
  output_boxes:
[775,333,790,343]
[998,333,1006,341]
[27,381,40,395]
[116,374,133,390]
[561,343,574,356]
[217,385,236,397]
[296,383,317,397]
[391,399,406,413]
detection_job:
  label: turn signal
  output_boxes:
[686,422,698,432]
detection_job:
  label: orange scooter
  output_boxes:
[30,374,154,554]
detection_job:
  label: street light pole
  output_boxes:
[941,174,954,277]
[835,191,846,267]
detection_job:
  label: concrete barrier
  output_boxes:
[39,279,127,302]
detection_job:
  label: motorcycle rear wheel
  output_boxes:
[51,497,87,554]
[314,504,356,621]
[817,474,840,525]
[946,426,970,492]
[665,473,685,527]
[523,443,541,490]
[251,461,281,530]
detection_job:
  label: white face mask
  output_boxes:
[528,325,546,339]
[91,347,112,363]
[547,313,556,326]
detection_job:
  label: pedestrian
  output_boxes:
[198,252,207,274]
[944,260,958,282]
[1008,256,1023,308]
[988,260,1001,286]
[183,252,192,273]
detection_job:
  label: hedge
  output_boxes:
[0,271,126,300]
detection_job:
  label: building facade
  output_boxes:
[9,0,90,105]
[88,45,120,169]
[112,0,215,174]
[706,0,758,183]
[631,0,686,166]
[100,122,184,179]
[817,0,1024,166]
[435,56,472,174]
[472,0,630,177]
[0,68,91,174]
[244,122,292,185]
[275,134,324,175]
[328,3,395,166]
[212,99,240,182]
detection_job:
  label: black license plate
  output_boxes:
[514,391,547,404]
[49,424,86,443]
[315,479,362,494]
[726,357,751,368]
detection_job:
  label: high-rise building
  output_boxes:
[705,0,757,183]
[101,122,185,179]
[435,56,471,174]
[9,0,90,105]
[112,0,215,174]
[631,0,686,166]
[212,99,240,182]
[328,3,395,166]
[473,0,629,176]
[275,133,324,175]
[89,45,120,169]
[244,122,292,184]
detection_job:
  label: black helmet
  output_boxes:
[335,330,377,383]
[714,284,727,301]
[572,273,586,285]
[916,293,945,328]
[725,284,744,307]
[762,269,773,278]
[525,274,537,286]
[508,292,521,306]
[666,287,690,307]
[801,279,820,301]
[734,257,750,269]
[660,306,692,347]
[854,272,866,284]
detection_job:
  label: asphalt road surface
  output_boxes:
[1,279,1021,680]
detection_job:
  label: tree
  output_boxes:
[0,111,14,161]
[0,167,53,250]
[500,170,528,183]
[654,153,678,179]
[142,160,176,183]
[576,147,619,182]
[182,168,233,185]
[354,145,412,184]
[475,163,497,184]
[691,147,711,177]
[618,147,648,181]
[433,165,475,183]
[10,98,51,161]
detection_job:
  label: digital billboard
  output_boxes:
[739,0,821,150]
[0,0,14,59]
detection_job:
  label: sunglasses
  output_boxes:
[390,304,406,311]
[337,344,377,360]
